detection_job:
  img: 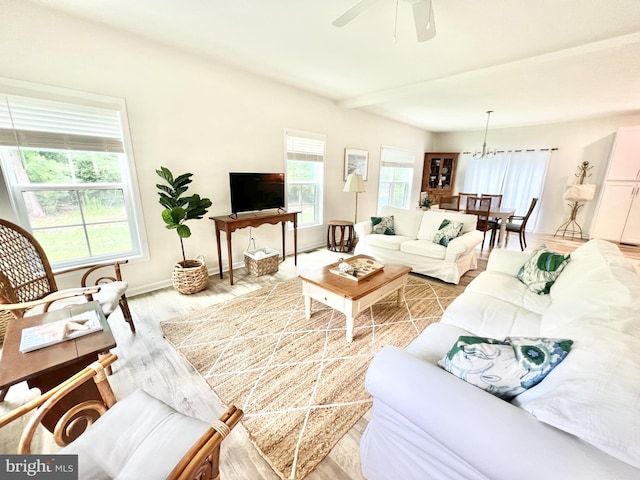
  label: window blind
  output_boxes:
[381,145,415,166]
[0,95,124,153]
[285,130,325,162]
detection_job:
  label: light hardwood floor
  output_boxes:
[2,232,639,479]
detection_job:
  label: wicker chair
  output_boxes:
[0,218,135,341]
[0,353,243,480]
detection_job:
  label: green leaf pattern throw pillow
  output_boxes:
[371,216,395,235]
[438,336,573,400]
[432,219,464,246]
[517,245,570,294]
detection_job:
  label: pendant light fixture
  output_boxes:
[473,110,497,159]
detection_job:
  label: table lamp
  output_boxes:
[343,173,366,223]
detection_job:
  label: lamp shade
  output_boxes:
[343,173,366,193]
[564,184,596,202]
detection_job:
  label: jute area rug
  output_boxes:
[160,275,463,480]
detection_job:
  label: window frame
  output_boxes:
[377,145,416,213]
[0,77,148,269]
[284,129,326,229]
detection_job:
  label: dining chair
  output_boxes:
[458,192,476,212]
[0,353,243,480]
[504,198,539,250]
[480,194,504,244]
[439,195,460,211]
[481,193,503,210]
[466,196,497,249]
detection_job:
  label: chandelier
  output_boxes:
[473,110,497,159]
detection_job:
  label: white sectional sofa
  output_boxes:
[360,239,640,479]
[353,206,484,284]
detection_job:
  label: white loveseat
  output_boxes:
[353,206,484,284]
[360,239,640,479]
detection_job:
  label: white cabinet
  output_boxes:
[606,126,640,180]
[590,182,640,244]
[591,126,640,245]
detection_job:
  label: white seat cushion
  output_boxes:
[94,281,128,316]
[60,389,210,479]
[441,291,543,339]
[364,234,411,251]
[466,271,551,315]
[399,240,446,260]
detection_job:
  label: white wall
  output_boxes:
[0,2,432,294]
[434,113,640,235]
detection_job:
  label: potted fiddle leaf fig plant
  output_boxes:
[156,166,213,294]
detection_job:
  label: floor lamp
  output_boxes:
[343,173,366,224]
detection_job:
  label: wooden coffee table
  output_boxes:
[299,255,412,343]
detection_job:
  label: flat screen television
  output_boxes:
[229,172,285,215]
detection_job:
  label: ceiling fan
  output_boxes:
[332,0,436,42]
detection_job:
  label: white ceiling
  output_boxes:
[26,0,640,132]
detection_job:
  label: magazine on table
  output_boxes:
[19,309,104,353]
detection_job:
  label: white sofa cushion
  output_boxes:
[380,206,423,239]
[416,210,478,241]
[513,311,640,470]
[512,240,640,470]
[400,239,446,260]
[442,290,544,338]
[365,234,412,251]
[467,271,552,315]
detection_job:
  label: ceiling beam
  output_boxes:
[337,31,640,109]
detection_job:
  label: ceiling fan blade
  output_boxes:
[332,0,382,27]
[412,0,436,42]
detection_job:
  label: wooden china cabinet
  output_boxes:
[421,152,459,205]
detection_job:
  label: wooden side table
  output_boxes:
[327,220,355,253]
[0,301,116,432]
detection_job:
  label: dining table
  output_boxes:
[434,204,516,248]
[487,207,516,247]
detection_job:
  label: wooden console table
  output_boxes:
[210,211,299,285]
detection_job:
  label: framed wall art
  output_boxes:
[343,148,368,181]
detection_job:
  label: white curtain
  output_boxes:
[462,150,550,229]
[463,152,510,194]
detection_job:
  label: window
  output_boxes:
[377,146,415,212]
[0,89,145,268]
[284,130,325,228]
[462,150,550,227]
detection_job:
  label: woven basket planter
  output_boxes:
[172,256,209,295]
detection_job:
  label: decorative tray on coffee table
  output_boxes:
[329,257,384,281]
